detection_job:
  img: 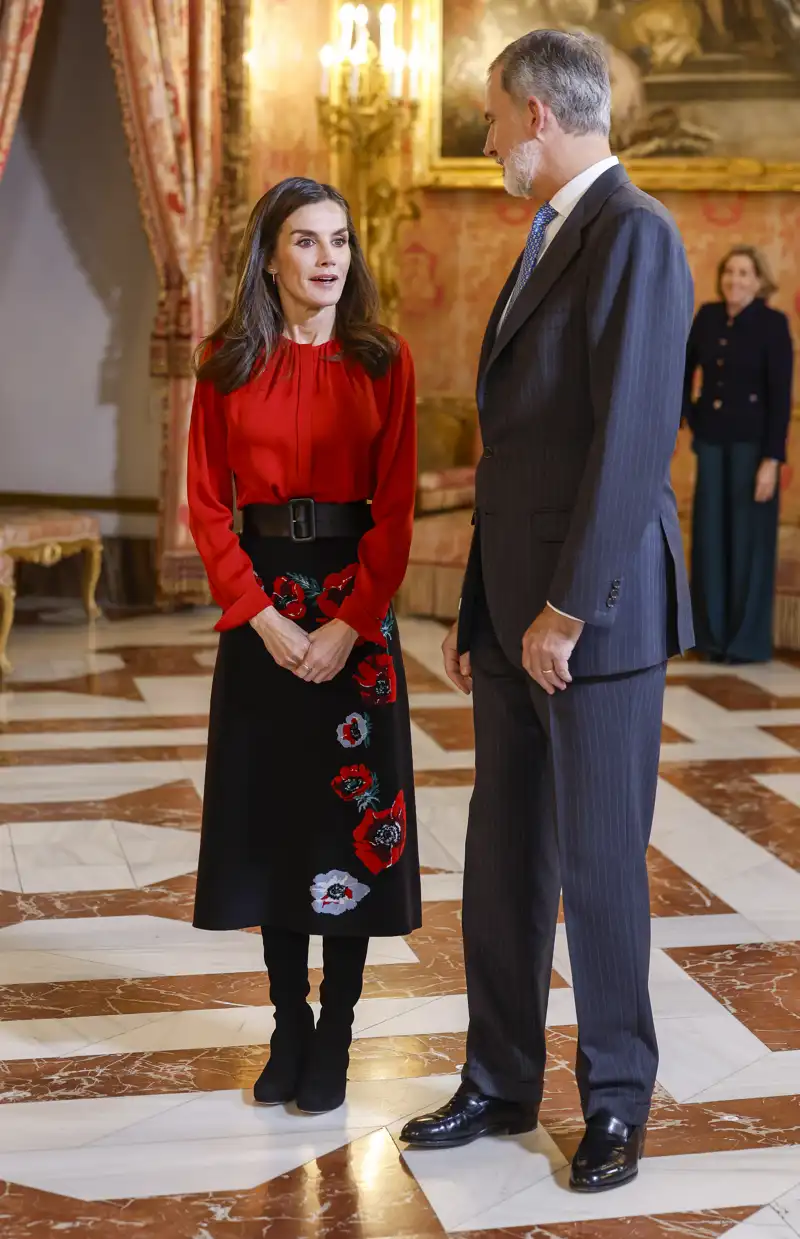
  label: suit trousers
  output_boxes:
[462,599,666,1128]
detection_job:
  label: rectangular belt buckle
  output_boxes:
[289,498,316,542]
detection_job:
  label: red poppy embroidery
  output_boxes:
[353,790,407,875]
[354,653,397,706]
[318,564,359,621]
[331,764,380,810]
[271,575,306,619]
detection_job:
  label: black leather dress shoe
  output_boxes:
[400,1081,539,1149]
[570,1113,645,1192]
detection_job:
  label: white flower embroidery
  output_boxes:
[311,870,370,916]
[336,711,371,749]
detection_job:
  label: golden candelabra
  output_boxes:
[317,4,420,329]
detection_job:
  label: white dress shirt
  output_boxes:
[505,154,620,624]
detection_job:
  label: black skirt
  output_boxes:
[193,528,422,936]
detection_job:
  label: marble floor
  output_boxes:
[1,609,800,1237]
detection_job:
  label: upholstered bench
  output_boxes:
[0,510,103,674]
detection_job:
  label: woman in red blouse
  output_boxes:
[188,177,420,1115]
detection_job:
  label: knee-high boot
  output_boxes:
[296,935,369,1114]
[254,927,315,1105]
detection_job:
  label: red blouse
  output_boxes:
[187,336,417,645]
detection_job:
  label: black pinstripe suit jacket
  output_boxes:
[457,163,695,678]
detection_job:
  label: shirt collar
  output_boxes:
[549,155,620,222]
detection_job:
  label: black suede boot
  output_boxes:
[296,935,369,1114]
[254,927,314,1105]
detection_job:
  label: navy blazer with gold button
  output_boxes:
[683,298,793,462]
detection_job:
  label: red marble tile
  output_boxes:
[661,723,688,744]
[667,674,800,711]
[0,1129,445,1238]
[0,780,201,830]
[662,763,800,871]
[0,746,207,767]
[667,941,800,1050]
[647,847,732,917]
[412,707,474,750]
[0,1034,468,1103]
[8,670,146,700]
[105,645,216,676]
[0,716,209,735]
[404,653,450,694]
[464,1209,759,1239]
[415,768,476,786]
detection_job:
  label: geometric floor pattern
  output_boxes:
[1,610,800,1236]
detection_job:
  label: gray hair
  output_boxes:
[489,29,611,138]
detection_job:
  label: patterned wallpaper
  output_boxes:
[247,2,800,410]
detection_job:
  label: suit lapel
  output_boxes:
[476,257,522,408]
[482,164,631,385]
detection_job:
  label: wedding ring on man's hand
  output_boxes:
[543,668,556,675]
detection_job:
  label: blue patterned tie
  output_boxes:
[498,201,559,332]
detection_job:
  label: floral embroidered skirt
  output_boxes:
[193,532,422,937]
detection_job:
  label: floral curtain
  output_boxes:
[0,0,44,181]
[103,0,224,601]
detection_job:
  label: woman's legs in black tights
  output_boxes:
[296,935,369,1113]
[254,927,313,1104]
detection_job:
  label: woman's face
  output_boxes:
[269,200,352,314]
[720,254,761,312]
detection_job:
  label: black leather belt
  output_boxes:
[243,500,372,542]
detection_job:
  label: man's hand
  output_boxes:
[442,622,472,695]
[294,618,358,683]
[522,606,585,695]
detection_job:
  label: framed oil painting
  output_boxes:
[414,0,800,190]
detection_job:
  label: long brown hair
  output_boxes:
[196,177,399,391]
[716,245,778,300]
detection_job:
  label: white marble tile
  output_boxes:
[658,732,799,764]
[726,1205,800,1238]
[0,833,21,893]
[410,721,474,772]
[775,1179,800,1235]
[4,654,126,686]
[0,729,208,752]
[689,1050,800,1103]
[0,692,153,724]
[755,773,800,809]
[0,916,415,983]
[458,1146,800,1230]
[397,618,452,683]
[409,690,470,709]
[734,660,800,697]
[417,824,463,873]
[396,1124,567,1232]
[0,1129,359,1201]
[0,762,192,804]
[0,1076,454,1200]
[416,786,471,871]
[113,820,200,888]
[652,779,800,935]
[193,649,218,670]
[421,871,464,901]
[647,913,766,949]
[655,1013,768,1103]
[133,676,213,717]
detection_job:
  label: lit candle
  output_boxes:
[319,44,336,96]
[379,4,396,68]
[338,3,356,58]
[349,47,366,98]
[391,47,406,99]
[353,4,369,61]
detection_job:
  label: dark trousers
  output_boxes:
[691,440,779,663]
[462,601,666,1128]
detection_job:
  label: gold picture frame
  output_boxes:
[413,0,800,192]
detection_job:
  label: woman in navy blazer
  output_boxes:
[684,246,794,662]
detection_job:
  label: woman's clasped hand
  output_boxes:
[249,608,357,683]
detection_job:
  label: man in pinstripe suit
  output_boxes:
[401,30,694,1192]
